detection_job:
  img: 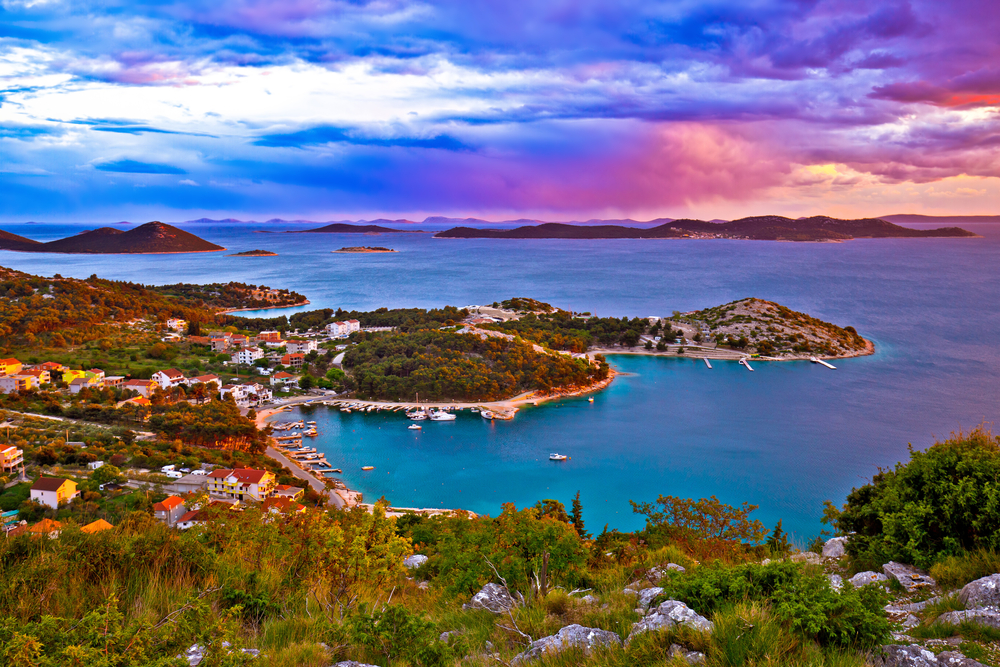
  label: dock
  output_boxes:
[739,358,755,372]
[810,356,837,369]
[703,358,712,369]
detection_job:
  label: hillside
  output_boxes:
[0,221,225,254]
[434,216,977,241]
[295,222,423,234]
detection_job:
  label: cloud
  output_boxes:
[93,160,188,174]
[253,125,470,150]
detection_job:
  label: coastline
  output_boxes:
[218,299,311,314]
[0,248,227,255]
[589,337,875,362]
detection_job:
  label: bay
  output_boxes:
[2,221,998,542]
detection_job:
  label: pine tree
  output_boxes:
[570,491,589,539]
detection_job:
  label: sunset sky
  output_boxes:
[1,0,998,221]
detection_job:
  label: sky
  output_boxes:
[1,0,998,222]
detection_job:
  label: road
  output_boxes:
[266,445,344,509]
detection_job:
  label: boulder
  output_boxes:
[828,574,843,591]
[580,594,599,605]
[404,554,429,569]
[637,587,664,612]
[668,643,706,665]
[886,597,940,615]
[331,663,381,667]
[849,571,889,588]
[648,563,686,580]
[936,609,1000,629]
[937,652,989,667]
[181,643,259,666]
[417,581,429,591]
[511,624,621,664]
[463,583,515,614]
[627,600,713,644]
[667,563,687,573]
[959,573,1000,609]
[790,552,821,565]
[874,645,939,667]
[822,536,848,559]
[883,562,936,592]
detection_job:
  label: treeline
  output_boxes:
[151,281,306,311]
[483,311,652,352]
[226,305,469,334]
[343,330,606,401]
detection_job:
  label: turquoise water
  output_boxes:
[2,221,1000,540]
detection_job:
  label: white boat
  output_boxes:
[430,410,456,421]
[480,410,494,420]
[408,424,422,431]
[588,397,594,403]
[408,412,427,421]
[471,408,480,413]
[549,453,568,461]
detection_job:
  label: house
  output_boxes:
[326,321,349,336]
[69,376,102,394]
[273,484,305,501]
[176,509,204,530]
[211,337,231,352]
[88,369,106,381]
[153,496,187,527]
[21,368,51,386]
[261,497,306,514]
[29,518,63,538]
[36,361,65,373]
[166,318,187,332]
[256,331,282,344]
[122,379,157,398]
[103,376,125,388]
[346,319,361,333]
[152,368,186,389]
[220,384,251,406]
[0,445,24,474]
[62,369,90,384]
[270,371,298,388]
[206,468,276,502]
[0,375,32,394]
[87,460,104,470]
[285,339,318,354]
[81,519,114,534]
[230,334,249,346]
[0,358,22,375]
[236,347,264,365]
[30,477,79,509]
[280,353,304,369]
[186,374,221,390]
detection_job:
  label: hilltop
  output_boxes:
[0,221,224,254]
[293,222,424,234]
[434,215,977,241]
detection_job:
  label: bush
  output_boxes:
[929,550,1000,589]
[834,427,1000,569]
[347,605,452,667]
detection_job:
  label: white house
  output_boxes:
[152,368,186,390]
[285,339,318,354]
[185,374,221,391]
[326,321,349,336]
[166,319,187,332]
[30,477,79,509]
[346,319,361,333]
[270,371,298,388]
[235,347,264,365]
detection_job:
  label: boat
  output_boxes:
[306,421,317,425]
[408,411,427,421]
[480,410,494,420]
[361,466,375,471]
[471,408,480,413]
[588,397,594,403]
[341,408,351,413]
[549,453,568,461]
[408,424,422,430]
[430,410,456,421]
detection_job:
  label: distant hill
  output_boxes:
[881,214,1000,224]
[0,221,225,254]
[435,216,977,241]
[294,222,424,234]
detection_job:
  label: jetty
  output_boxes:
[810,356,837,369]
[703,358,713,369]
[739,358,755,372]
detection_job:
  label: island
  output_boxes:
[228,249,278,257]
[0,221,225,254]
[292,222,424,234]
[333,246,397,253]
[433,215,977,241]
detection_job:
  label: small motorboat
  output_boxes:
[408,412,427,421]
[408,424,422,431]
[549,453,568,461]
[480,410,494,420]
[362,466,375,471]
[430,410,456,421]
[588,397,594,403]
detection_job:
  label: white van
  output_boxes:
[191,469,207,476]
[164,470,183,479]
[161,465,176,473]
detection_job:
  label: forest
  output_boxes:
[482,311,654,353]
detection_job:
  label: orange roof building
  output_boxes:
[81,519,114,533]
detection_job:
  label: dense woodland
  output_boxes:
[151,282,307,311]
[482,312,654,353]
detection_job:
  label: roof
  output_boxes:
[273,371,294,379]
[29,518,62,534]
[282,353,304,359]
[0,358,20,365]
[123,379,154,386]
[69,378,91,386]
[31,476,73,492]
[156,368,184,379]
[127,397,150,406]
[207,468,269,484]
[190,374,219,382]
[262,497,305,513]
[81,519,114,533]
[153,496,185,511]
[177,509,202,524]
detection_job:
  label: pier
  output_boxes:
[739,358,755,371]
[703,358,712,369]
[810,356,837,369]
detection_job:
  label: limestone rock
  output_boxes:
[886,597,940,615]
[667,563,687,573]
[791,552,821,565]
[849,571,889,588]
[668,643,706,665]
[959,573,1000,609]
[829,574,843,591]
[332,662,381,667]
[883,562,936,592]
[463,583,515,614]
[404,554,429,569]
[936,609,1000,629]
[511,624,621,664]
[937,651,988,667]
[627,600,713,644]
[874,645,939,667]
[580,594,599,605]
[637,587,664,612]
[822,536,848,559]
[648,563,686,580]
[417,581,429,590]
[439,630,462,643]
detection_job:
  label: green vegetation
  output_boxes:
[226,305,467,334]
[483,311,651,353]
[152,281,305,310]
[343,330,607,401]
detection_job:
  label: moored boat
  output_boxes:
[549,453,568,461]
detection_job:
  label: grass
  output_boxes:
[930,550,1000,589]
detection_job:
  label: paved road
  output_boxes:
[266,445,344,509]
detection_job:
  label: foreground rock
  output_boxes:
[637,587,664,612]
[883,562,936,592]
[875,646,989,667]
[182,644,259,666]
[332,662,380,667]
[959,574,1000,609]
[463,583,515,614]
[511,624,621,664]
[404,554,429,569]
[935,609,1000,629]
[790,552,821,565]
[627,600,713,644]
[849,571,889,588]
[668,643,706,665]
[822,536,848,559]
[829,574,843,591]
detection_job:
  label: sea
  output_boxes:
[2,220,999,543]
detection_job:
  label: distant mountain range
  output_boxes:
[433,216,978,241]
[880,214,1000,224]
[0,222,225,254]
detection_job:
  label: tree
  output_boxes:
[631,494,768,556]
[656,340,667,352]
[299,375,315,391]
[644,340,653,350]
[621,330,640,348]
[570,491,588,539]
[766,519,791,556]
[92,464,126,486]
[535,499,569,523]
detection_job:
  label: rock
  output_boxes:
[580,594,598,605]
[182,644,259,666]
[791,552,821,565]
[331,662,381,667]
[822,536,849,559]
[936,609,1000,629]
[886,597,940,615]
[485,641,494,651]
[883,562,936,592]
[647,563,686,581]
[668,643,706,665]
[463,583,515,614]
[959,573,1000,609]
[666,563,686,572]
[636,587,664,612]
[404,554,429,569]
[417,581,429,590]
[440,630,462,643]
[829,574,843,591]
[874,645,939,667]
[937,652,988,667]
[622,587,638,596]
[849,571,889,588]
[902,614,920,630]
[511,624,621,664]
[627,600,713,644]
[761,558,772,566]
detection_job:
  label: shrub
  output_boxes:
[929,550,1000,589]
[347,605,452,667]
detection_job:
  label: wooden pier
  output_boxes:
[703,358,712,369]
[739,358,755,371]
[810,356,837,369]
